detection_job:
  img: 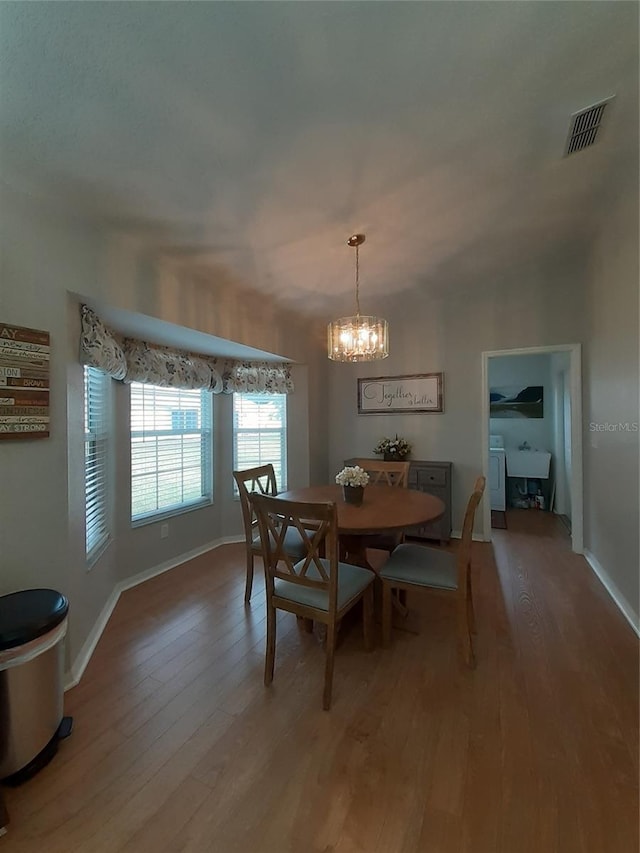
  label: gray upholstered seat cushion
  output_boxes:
[252,527,307,560]
[274,560,374,611]
[379,543,457,589]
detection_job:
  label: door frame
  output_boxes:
[481,343,583,553]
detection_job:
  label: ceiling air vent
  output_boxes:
[564,97,614,156]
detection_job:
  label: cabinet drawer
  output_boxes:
[414,468,447,488]
[418,485,446,504]
[406,518,449,543]
[418,518,446,540]
[404,459,452,543]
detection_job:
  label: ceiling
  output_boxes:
[1,2,638,326]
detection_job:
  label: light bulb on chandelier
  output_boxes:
[327,234,389,362]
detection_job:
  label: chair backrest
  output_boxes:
[349,459,410,488]
[233,464,278,546]
[456,476,486,586]
[250,493,340,609]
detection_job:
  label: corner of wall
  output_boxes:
[64,535,244,690]
[584,548,640,637]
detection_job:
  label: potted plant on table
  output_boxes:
[335,465,370,506]
[373,435,411,461]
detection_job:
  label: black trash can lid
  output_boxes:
[0,589,68,651]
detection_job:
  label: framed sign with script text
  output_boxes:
[357,373,443,414]
[0,322,50,440]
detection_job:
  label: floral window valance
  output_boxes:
[80,305,293,394]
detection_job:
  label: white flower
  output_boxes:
[335,465,370,487]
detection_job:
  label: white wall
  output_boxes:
[489,353,553,451]
[0,185,320,668]
[583,174,639,629]
[0,202,114,667]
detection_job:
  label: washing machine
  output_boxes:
[489,435,506,511]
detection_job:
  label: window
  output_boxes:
[84,366,111,562]
[130,383,212,522]
[171,409,198,431]
[233,393,287,490]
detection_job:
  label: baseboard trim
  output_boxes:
[64,535,244,691]
[118,536,241,594]
[64,588,121,691]
[584,548,639,637]
[451,530,486,542]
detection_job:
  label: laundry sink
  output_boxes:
[506,451,551,479]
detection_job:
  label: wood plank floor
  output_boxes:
[2,511,638,852]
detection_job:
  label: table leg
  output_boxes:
[339,534,371,569]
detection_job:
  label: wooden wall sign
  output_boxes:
[357,372,444,414]
[0,323,50,440]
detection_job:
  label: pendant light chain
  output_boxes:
[355,242,361,318]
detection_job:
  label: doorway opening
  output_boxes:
[481,344,583,553]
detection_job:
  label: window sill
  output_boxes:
[131,497,213,529]
[86,535,112,570]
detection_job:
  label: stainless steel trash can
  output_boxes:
[0,589,70,782]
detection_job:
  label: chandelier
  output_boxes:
[327,234,389,362]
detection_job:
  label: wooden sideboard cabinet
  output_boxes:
[344,458,452,544]
[405,460,452,544]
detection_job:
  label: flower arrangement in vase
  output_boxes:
[335,465,370,505]
[373,434,411,461]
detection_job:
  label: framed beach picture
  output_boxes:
[357,373,444,414]
[489,385,544,418]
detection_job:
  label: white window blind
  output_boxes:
[84,366,111,561]
[130,383,212,522]
[233,393,287,491]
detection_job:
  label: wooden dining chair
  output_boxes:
[233,464,306,603]
[250,492,375,710]
[380,475,486,667]
[349,458,411,488]
[349,459,411,554]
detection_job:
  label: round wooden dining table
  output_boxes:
[277,484,444,568]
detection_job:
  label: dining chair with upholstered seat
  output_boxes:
[233,464,306,603]
[380,475,486,666]
[348,459,411,555]
[349,458,411,489]
[250,492,375,710]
